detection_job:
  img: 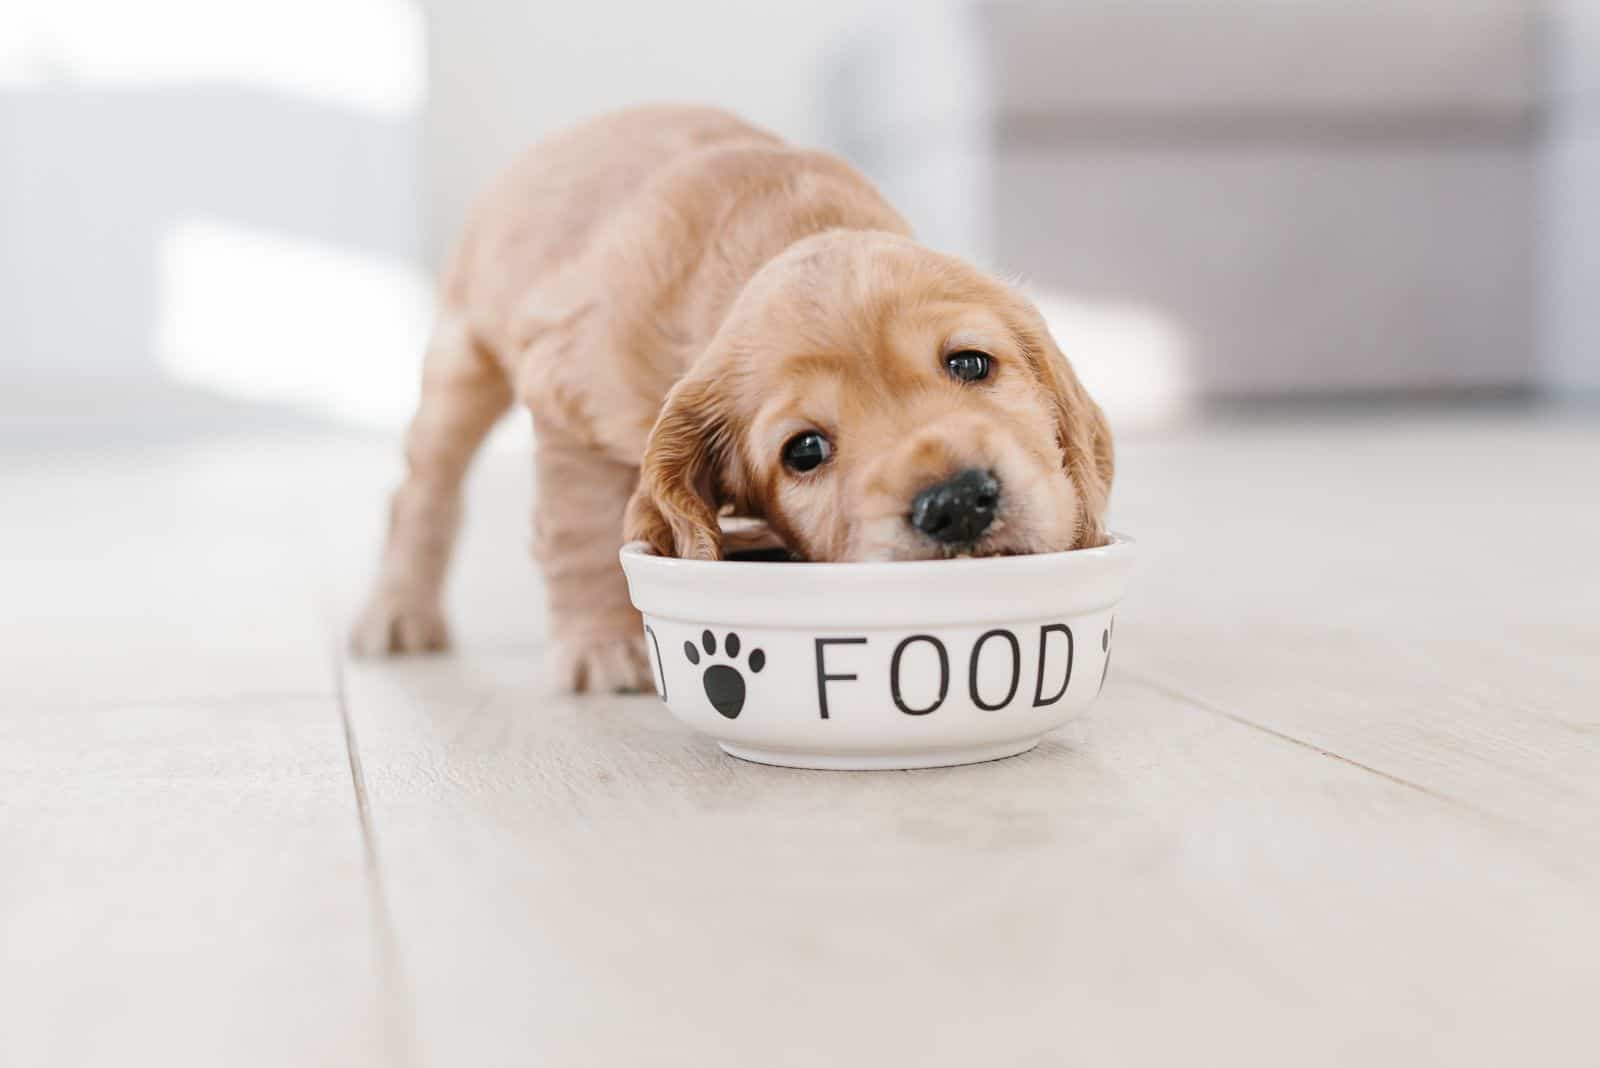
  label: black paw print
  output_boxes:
[1097,618,1116,695]
[683,629,765,719]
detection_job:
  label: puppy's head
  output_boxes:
[626,231,1113,562]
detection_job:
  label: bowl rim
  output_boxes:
[620,530,1135,578]
[620,531,1135,626]
[617,530,1132,629]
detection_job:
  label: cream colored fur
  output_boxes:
[352,106,1112,693]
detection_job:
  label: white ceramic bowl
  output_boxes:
[618,534,1135,770]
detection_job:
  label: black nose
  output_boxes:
[909,468,1001,545]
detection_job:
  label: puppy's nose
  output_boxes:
[909,468,1001,545]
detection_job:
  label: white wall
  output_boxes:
[0,0,913,430]
[419,0,909,266]
[0,0,429,428]
[7,0,1592,430]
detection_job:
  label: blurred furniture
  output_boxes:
[830,0,1597,397]
[1542,0,1600,393]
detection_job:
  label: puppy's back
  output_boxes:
[444,106,779,336]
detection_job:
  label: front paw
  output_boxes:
[555,633,654,694]
[349,592,451,656]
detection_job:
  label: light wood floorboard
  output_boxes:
[1111,415,1600,876]
[4,411,1595,1066]
[0,695,390,1067]
[2,440,395,1067]
[341,654,1598,1067]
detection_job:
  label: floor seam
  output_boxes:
[1120,668,1469,806]
[17,691,338,712]
[1122,666,1600,892]
[334,651,421,1068]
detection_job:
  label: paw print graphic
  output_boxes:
[1097,618,1116,695]
[683,629,766,719]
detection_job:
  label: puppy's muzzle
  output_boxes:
[909,468,1000,545]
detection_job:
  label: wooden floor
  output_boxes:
[4,410,1597,1067]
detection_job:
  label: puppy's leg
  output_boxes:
[351,315,511,655]
[533,436,652,693]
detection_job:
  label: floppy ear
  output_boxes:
[1024,319,1115,548]
[625,374,732,560]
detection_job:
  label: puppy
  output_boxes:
[352,105,1113,692]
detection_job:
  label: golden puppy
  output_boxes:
[352,105,1113,693]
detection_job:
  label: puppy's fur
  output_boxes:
[352,106,1113,692]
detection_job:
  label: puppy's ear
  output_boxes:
[625,375,732,560]
[1024,318,1115,548]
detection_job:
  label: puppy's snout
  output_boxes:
[909,468,1000,545]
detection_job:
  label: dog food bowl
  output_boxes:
[618,533,1134,770]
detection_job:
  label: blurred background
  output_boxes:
[4,0,1595,447]
[5,9,1598,1063]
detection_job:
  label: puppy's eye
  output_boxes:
[946,349,991,382]
[781,431,832,473]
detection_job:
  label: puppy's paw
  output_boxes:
[555,633,654,695]
[349,593,451,656]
